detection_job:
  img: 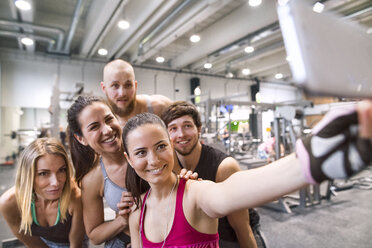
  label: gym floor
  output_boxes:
[1,163,371,248]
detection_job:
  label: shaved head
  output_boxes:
[101,59,137,117]
[103,59,135,84]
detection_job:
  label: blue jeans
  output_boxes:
[40,236,89,248]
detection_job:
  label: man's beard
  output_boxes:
[107,94,136,117]
[175,139,199,156]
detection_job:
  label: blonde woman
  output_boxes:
[0,138,87,248]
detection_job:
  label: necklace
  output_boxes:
[139,175,178,248]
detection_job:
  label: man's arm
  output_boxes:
[216,157,258,248]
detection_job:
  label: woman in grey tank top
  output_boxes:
[67,96,133,247]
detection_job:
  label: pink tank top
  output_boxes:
[139,178,219,248]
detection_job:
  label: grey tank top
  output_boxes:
[100,158,127,212]
[145,95,154,113]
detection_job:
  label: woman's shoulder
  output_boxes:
[81,161,103,189]
[0,186,18,214]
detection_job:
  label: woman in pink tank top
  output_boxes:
[122,103,372,248]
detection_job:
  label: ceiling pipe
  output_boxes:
[0,19,65,51]
[190,25,282,71]
[171,0,278,68]
[136,0,235,64]
[80,0,122,57]
[63,0,86,53]
[138,0,197,54]
[86,0,127,58]
[112,0,179,60]
[0,30,55,51]
[209,22,279,60]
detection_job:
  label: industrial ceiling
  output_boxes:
[0,0,371,82]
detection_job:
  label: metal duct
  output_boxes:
[0,19,65,51]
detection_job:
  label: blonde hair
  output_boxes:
[15,137,73,235]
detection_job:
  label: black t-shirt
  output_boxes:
[177,144,260,242]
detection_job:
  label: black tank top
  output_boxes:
[31,212,72,243]
[177,144,237,242]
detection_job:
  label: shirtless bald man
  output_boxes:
[101,59,172,127]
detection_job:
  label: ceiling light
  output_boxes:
[248,0,262,7]
[225,72,234,78]
[242,68,251,75]
[190,34,201,43]
[15,0,31,10]
[118,20,130,30]
[156,56,165,63]
[204,62,212,69]
[244,46,254,53]
[255,92,261,103]
[98,48,108,56]
[313,2,324,13]
[21,37,34,46]
[275,73,283,79]
[286,55,292,62]
[367,28,372,34]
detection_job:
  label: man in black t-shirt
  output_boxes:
[162,101,266,248]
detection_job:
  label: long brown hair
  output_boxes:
[123,113,169,208]
[67,95,108,187]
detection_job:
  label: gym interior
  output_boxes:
[0,0,371,247]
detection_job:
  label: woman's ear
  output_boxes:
[73,133,88,146]
[124,152,132,168]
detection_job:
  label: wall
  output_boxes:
[0,54,301,159]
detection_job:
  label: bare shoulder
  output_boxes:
[81,162,103,195]
[151,95,172,115]
[0,187,19,216]
[69,183,82,204]
[216,157,241,182]
[150,94,172,104]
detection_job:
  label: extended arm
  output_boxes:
[0,187,48,248]
[195,102,372,218]
[196,153,306,218]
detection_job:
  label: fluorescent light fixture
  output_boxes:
[190,34,201,43]
[242,68,251,75]
[204,62,212,69]
[21,37,34,46]
[15,0,31,10]
[156,56,165,63]
[118,20,130,30]
[244,46,254,53]
[313,2,324,13]
[248,0,262,7]
[98,48,108,56]
[275,73,283,79]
